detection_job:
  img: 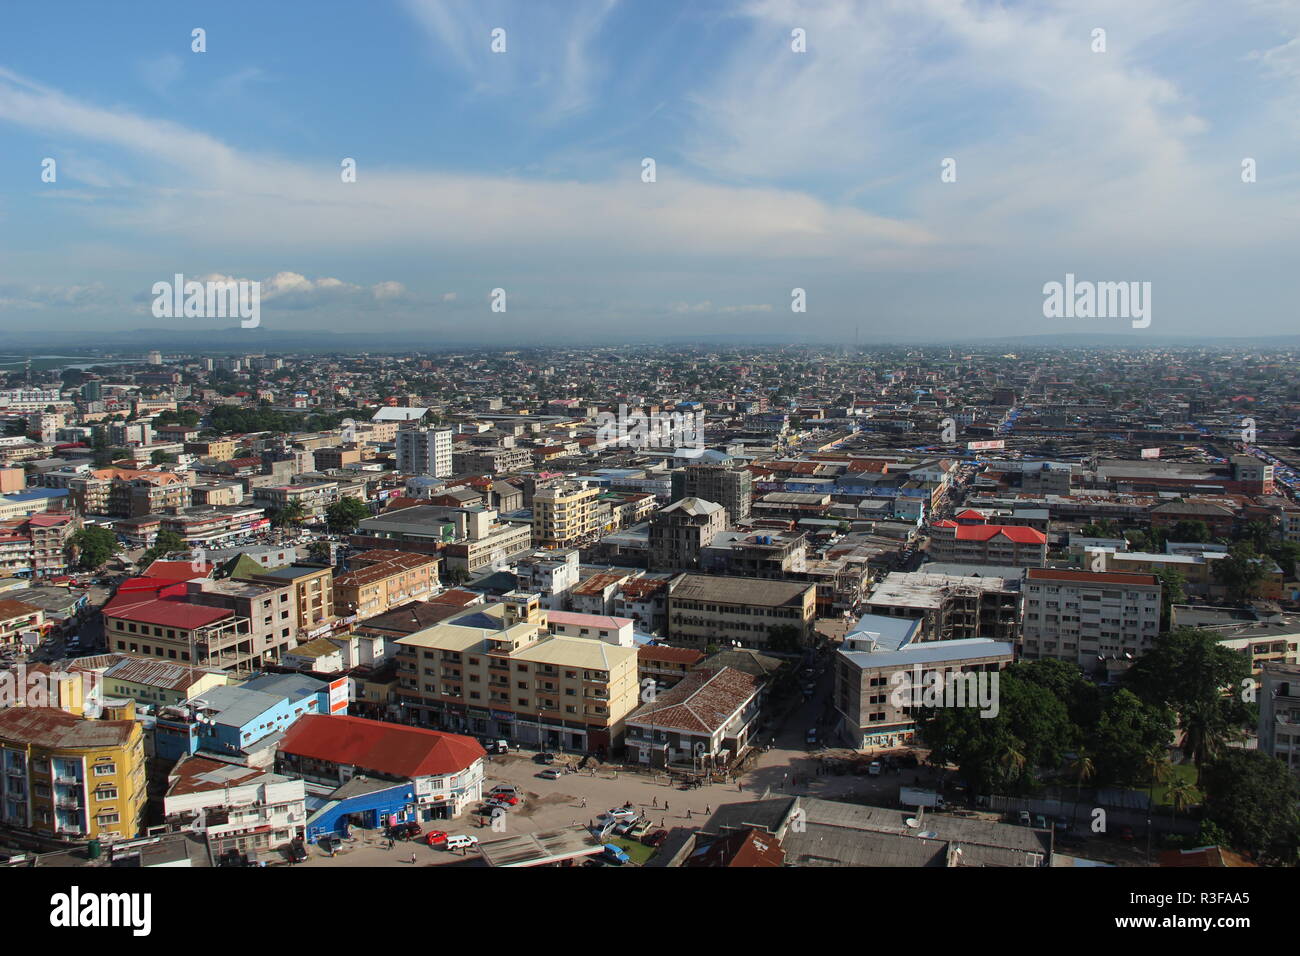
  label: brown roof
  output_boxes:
[0,599,41,621]
[638,645,705,665]
[0,707,137,750]
[628,667,761,734]
[684,827,785,868]
[166,755,272,796]
[1026,568,1158,586]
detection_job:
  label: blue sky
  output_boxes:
[0,0,1298,343]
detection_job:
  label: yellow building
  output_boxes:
[532,481,601,549]
[395,594,639,754]
[0,707,147,842]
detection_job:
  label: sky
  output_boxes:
[0,0,1298,344]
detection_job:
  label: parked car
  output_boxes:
[1033,814,1048,830]
[318,835,338,855]
[867,761,882,776]
[487,793,520,807]
[538,768,563,780]
[1017,811,1032,826]
[805,728,818,746]
[445,834,479,851]
[287,839,307,863]
[642,829,668,848]
[627,820,652,840]
[488,785,520,798]
[1053,817,1069,834]
[605,807,638,823]
[613,818,639,836]
[602,844,631,865]
[1119,824,1135,843]
[387,821,422,840]
[536,752,556,764]
[425,830,448,846]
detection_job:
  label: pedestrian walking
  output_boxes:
[706,804,710,814]
[652,796,657,807]
[410,853,417,864]
[687,808,692,819]
[665,801,669,811]
[581,797,587,808]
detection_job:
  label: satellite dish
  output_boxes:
[905,817,920,828]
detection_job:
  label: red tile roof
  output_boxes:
[277,715,486,779]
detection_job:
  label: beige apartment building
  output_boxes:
[395,593,639,754]
[666,574,817,652]
[532,481,602,549]
[333,550,439,620]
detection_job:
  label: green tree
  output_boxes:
[305,540,332,564]
[325,497,370,534]
[69,526,119,570]
[1202,750,1300,861]
[1169,519,1210,543]
[1090,689,1176,787]
[272,500,309,529]
[140,530,186,565]
[765,624,803,654]
[150,449,177,465]
[1152,567,1187,629]
[1212,541,1265,604]
[1125,628,1254,780]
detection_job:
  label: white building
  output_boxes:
[1020,568,1161,673]
[163,755,307,854]
[514,549,580,610]
[397,427,453,478]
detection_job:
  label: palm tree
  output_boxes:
[998,743,1026,790]
[1143,747,1171,808]
[273,500,309,529]
[1067,751,1095,825]
[1166,776,1197,829]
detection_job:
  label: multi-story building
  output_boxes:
[666,574,817,651]
[163,755,307,854]
[864,570,1022,644]
[69,653,229,709]
[514,549,581,610]
[394,595,640,754]
[928,518,1047,567]
[241,564,336,640]
[832,613,1014,751]
[397,427,454,478]
[0,706,148,843]
[1258,662,1300,778]
[333,549,439,619]
[701,530,807,578]
[1020,568,1161,672]
[68,468,191,518]
[532,481,601,549]
[184,438,237,461]
[253,481,337,521]
[649,498,726,571]
[0,512,79,577]
[672,461,753,524]
[453,445,533,475]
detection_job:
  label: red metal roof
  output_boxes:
[955,525,1046,544]
[103,597,232,629]
[277,715,486,779]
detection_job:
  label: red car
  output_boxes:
[425,830,448,847]
[642,829,668,847]
[488,794,520,806]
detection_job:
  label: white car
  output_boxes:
[445,834,479,851]
[603,807,638,823]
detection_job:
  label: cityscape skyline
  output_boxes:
[1,0,1298,340]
